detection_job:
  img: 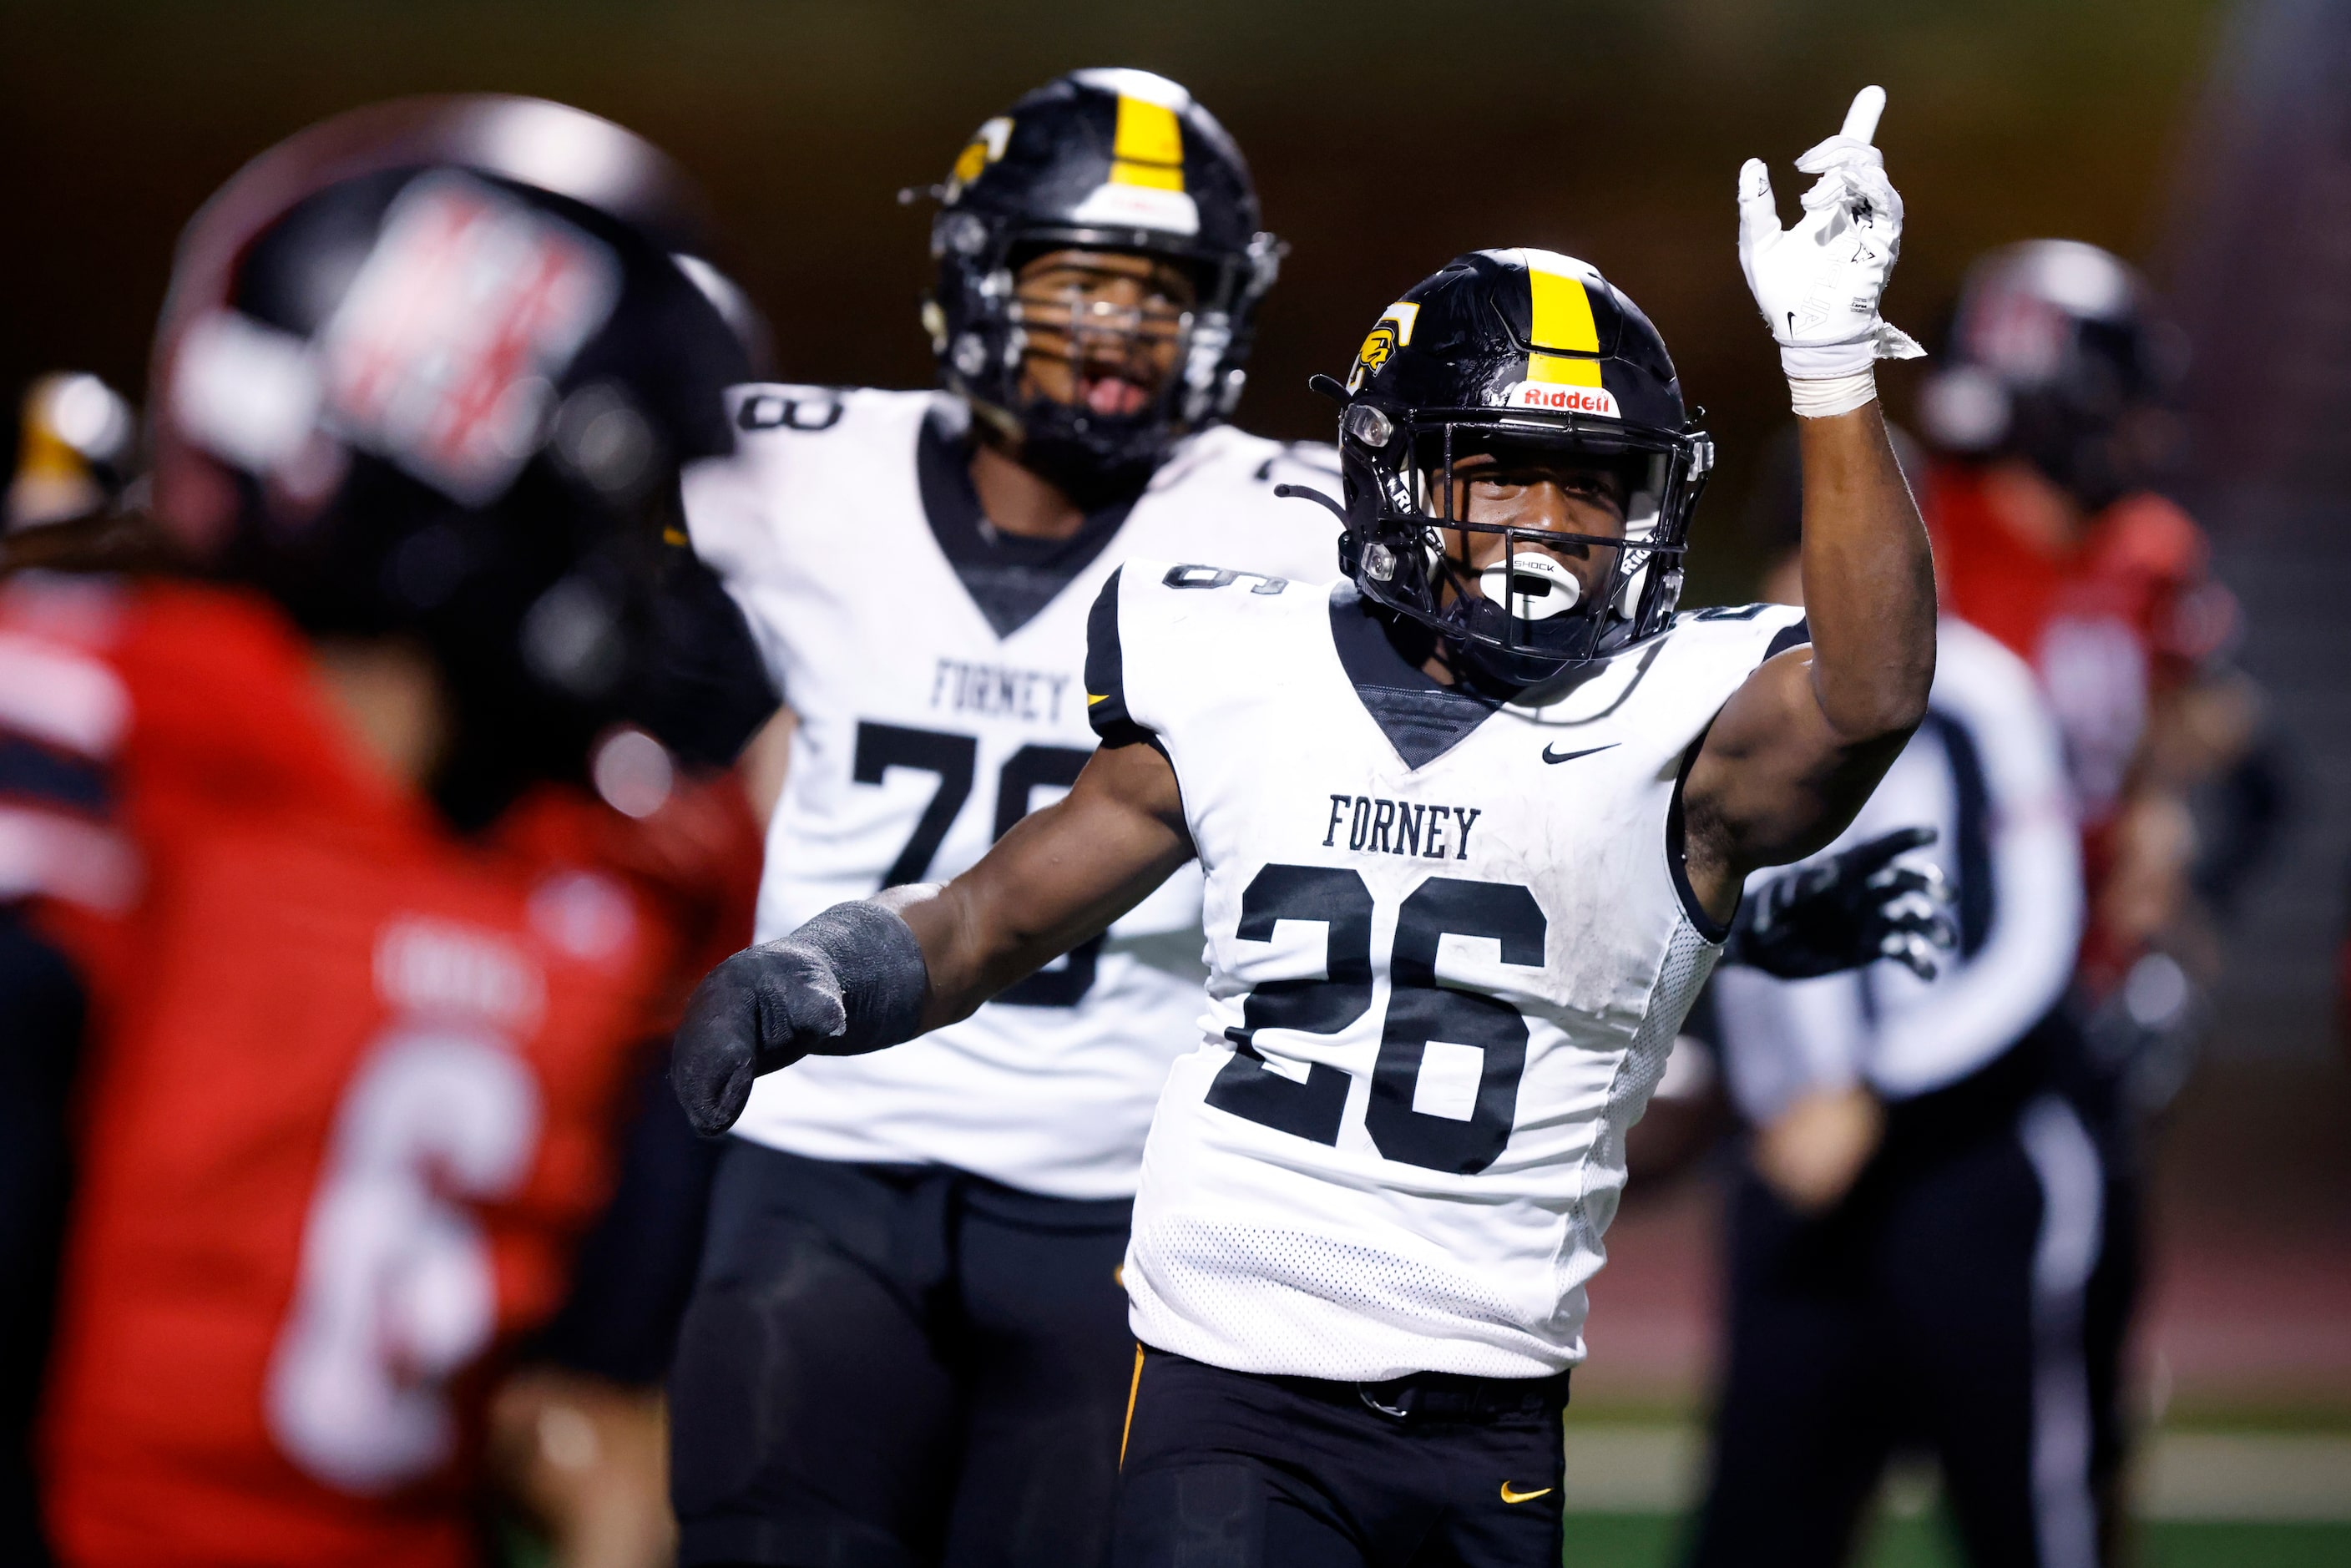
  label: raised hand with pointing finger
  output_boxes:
[1738,85,1924,415]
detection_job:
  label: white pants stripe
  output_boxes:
[2018,1093,2104,1568]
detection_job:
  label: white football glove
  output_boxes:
[1737,86,1924,385]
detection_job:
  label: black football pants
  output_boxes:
[670,1139,1137,1568]
[1114,1347,1571,1568]
[0,910,83,1568]
[1687,1083,2136,1568]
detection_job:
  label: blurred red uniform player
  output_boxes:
[1929,477,2233,989]
[19,580,754,1567]
[1919,241,2246,999]
[8,97,774,1568]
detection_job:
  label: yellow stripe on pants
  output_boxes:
[1120,1343,1145,1468]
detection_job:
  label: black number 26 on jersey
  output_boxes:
[1205,864,1546,1176]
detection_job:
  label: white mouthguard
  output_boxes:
[1479,552,1583,621]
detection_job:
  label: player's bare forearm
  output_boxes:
[1684,405,1933,911]
[1793,402,1935,743]
[672,737,1192,1136]
[882,740,1195,1030]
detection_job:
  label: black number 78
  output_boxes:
[851,721,1100,1007]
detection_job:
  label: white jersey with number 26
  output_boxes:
[683,387,1340,1199]
[1087,559,1805,1378]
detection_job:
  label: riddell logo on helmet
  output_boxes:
[1505,382,1620,417]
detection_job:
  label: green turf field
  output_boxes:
[500,1502,2351,1565]
[1559,1513,2351,1567]
[1547,1419,2351,1565]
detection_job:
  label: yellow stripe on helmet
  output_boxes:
[1524,255,1603,387]
[1110,95,1186,192]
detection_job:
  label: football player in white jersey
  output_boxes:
[678,89,1935,1568]
[669,69,1340,1568]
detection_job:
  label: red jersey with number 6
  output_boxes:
[4,576,754,1568]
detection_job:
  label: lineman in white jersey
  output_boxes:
[678,89,1938,1568]
[693,392,1333,1194]
[669,69,1337,1568]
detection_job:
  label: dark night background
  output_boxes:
[9,0,2351,1530]
[0,0,2235,601]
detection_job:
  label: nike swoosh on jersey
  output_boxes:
[1499,1483,1555,1504]
[1540,743,1619,765]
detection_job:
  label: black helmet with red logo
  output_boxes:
[1917,240,2184,509]
[150,95,773,822]
[1324,247,1711,685]
[919,68,1282,488]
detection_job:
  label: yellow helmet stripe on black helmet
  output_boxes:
[1110,94,1186,192]
[1521,250,1604,388]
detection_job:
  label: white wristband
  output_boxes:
[1788,367,1878,419]
[1778,339,1875,379]
[1777,325,1927,382]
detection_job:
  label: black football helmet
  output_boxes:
[1917,240,2185,509]
[149,95,773,825]
[919,68,1282,487]
[1322,248,1711,685]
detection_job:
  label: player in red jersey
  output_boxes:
[1917,240,2257,1006]
[4,97,774,1568]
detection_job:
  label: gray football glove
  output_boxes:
[671,900,930,1136]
